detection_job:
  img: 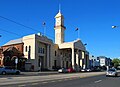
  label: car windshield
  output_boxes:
[108,69,116,72]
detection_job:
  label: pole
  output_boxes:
[78,28,80,39]
[43,22,46,36]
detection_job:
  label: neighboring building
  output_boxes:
[97,56,112,67]
[0,9,89,71]
[89,55,100,68]
[0,39,26,70]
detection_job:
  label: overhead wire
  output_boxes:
[0,15,55,39]
[0,27,21,37]
[0,15,40,32]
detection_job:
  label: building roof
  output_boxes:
[58,39,86,51]
[3,46,20,53]
[3,38,23,46]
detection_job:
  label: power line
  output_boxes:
[0,27,21,37]
[0,15,40,32]
[0,15,55,39]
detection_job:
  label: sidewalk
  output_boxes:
[21,71,58,76]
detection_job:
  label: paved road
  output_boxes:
[1,74,120,87]
[0,72,119,87]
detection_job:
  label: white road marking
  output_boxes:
[94,80,102,83]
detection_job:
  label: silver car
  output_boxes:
[0,66,20,75]
[106,68,118,77]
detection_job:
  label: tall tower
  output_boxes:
[54,9,66,44]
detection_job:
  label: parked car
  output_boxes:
[58,68,68,73]
[0,66,21,75]
[86,69,91,72]
[106,68,118,77]
[67,68,76,73]
[81,69,86,72]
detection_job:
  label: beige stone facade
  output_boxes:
[22,34,53,71]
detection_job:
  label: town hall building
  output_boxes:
[0,9,89,71]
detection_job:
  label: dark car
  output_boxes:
[0,66,20,75]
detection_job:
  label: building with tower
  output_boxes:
[53,9,89,71]
[0,9,89,71]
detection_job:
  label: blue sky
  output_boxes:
[0,0,120,58]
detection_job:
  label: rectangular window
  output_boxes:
[40,48,42,53]
[43,48,44,54]
[55,51,57,56]
[25,46,27,52]
[38,47,40,53]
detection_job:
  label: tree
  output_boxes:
[112,58,120,68]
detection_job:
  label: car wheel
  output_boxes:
[2,71,6,75]
[16,71,20,75]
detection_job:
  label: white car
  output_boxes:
[58,68,68,73]
[86,69,91,72]
[106,68,118,77]
[81,69,86,72]
[0,66,20,75]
